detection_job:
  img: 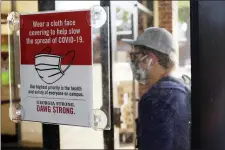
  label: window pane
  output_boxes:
[55,1,105,149]
[1,0,43,148]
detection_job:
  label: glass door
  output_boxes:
[110,1,138,149]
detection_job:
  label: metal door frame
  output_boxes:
[190,1,225,149]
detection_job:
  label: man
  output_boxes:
[122,27,191,150]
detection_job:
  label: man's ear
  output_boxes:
[149,53,158,65]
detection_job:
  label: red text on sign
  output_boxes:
[37,105,51,112]
[53,106,74,114]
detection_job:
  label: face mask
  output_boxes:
[35,47,75,84]
[130,57,152,84]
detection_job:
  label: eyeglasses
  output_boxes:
[129,51,149,64]
[129,51,143,62]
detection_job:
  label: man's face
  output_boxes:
[129,46,153,70]
[129,45,155,84]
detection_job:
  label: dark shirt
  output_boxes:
[137,76,191,150]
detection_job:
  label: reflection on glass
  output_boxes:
[116,7,132,33]
[138,8,153,35]
[177,1,191,79]
[114,6,133,63]
[112,4,137,149]
[1,0,43,148]
[93,28,101,64]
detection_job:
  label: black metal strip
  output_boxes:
[1,134,18,143]
[190,0,200,149]
[38,0,55,12]
[196,1,225,149]
[1,99,20,105]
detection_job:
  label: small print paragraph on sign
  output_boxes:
[28,84,84,97]
[26,19,85,45]
[36,100,75,115]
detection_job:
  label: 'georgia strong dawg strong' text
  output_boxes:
[36,100,75,115]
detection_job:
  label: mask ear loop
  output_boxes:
[147,58,152,68]
[139,55,148,62]
[61,50,75,73]
[139,55,151,65]
[37,46,52,55]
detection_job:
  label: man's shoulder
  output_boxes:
[154,76,190,94]
[143,76,190,103]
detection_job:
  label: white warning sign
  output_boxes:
[19,10,93,127]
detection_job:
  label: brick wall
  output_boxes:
[158,0,173,33]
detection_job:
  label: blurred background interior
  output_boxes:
[1,0,190,149]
